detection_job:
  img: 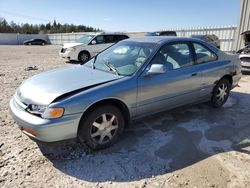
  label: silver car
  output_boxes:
[9,37,241,149]
[237,44,250,72]
[239,53,250,72]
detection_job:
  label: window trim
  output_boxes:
[191,42,218,64]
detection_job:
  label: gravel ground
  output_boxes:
[0,45,250,188]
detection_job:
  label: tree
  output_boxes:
[0,17,101,34]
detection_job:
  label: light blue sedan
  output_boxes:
[9,37,241,149]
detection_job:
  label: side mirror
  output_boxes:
[145,64,166,76]
[91,40,97,45]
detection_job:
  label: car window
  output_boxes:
[193,43,217,63]
[77,35,94,44]
[160,32,177,36]
[94,35,105,44]
[104,35,128,43]
[117,35,129,41]
[150,42,194,71]
[104,35,117,43]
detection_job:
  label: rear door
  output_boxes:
[137,42,202,116]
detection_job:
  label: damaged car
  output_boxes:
[237,31,250,72]
[9,37,241,149]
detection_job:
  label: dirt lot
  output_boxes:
[0,45,250,188]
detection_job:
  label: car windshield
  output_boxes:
[76,35,95,44]
[85,41,156,76]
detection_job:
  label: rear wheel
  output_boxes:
[78,105,125,150]
[78,51,90,63]
[211,78,231,108]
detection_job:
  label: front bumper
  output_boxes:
[59,48,77,60]
[9,97,82,142]
[59,50,71,60]
[241,61,250,72]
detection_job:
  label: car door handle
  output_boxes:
[191,73,198,76]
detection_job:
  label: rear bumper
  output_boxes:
[9,97,82,142]
[232,71,242,89]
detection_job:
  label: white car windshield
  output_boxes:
[85,41,157,76]
[76,35,94,44]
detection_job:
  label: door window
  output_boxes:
[193,43,217,63]
[150,42,194,71]
[94,35,105,44]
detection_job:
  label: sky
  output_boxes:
[0,0,241,32]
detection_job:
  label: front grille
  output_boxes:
[240,57,250,63]
[61,48,67,53]
[242,66,250,69]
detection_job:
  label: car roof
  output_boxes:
[97,32,128,36]
[191,34,217,37]
[125,36,202,44]
[124,37,220,52]
[150,31,176,33]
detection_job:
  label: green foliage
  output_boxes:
[0,18,100,34]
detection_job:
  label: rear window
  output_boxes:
[118,35,129,40]
[104,35,129,43]
[193,43,217,63]
[159,31,177,36]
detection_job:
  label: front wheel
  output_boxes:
[211,78,231,108]
[78,105,125,150]
[78,51,90,63]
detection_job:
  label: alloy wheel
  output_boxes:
[90,113,119,145]
[215,83,228,104]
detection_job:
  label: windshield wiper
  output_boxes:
[102,59,119,75]
[91,56,97,68]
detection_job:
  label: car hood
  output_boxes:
[63,43,84,48]
[17,65,122,105]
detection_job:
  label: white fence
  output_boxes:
[171,25,237,52]
[0,33,49,45]
[0,25,232,52]
[48,26,237,52]
[48,32,99,45]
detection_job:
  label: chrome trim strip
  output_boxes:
[14,93,28,109]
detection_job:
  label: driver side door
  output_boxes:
[136,42,202,116]
[89,35,111,56]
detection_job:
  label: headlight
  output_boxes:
[28,105,64,119]
[67,47,76,52]
[28,104,46,114]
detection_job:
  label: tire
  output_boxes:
[211,78,231,108]
[78,51,90,63]
[42,42,45,46]
[78,105,125,150]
